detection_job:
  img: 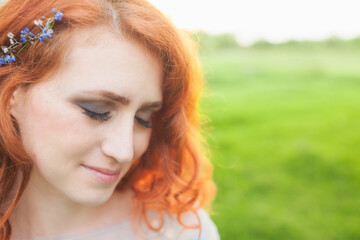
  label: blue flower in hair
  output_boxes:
[52,8,63,21]
[20,28,35,42]
[5,55,15,63]
[38,35,45,42]
[20,35,26,42]
[54,11,63,21]
[0,8,63,66]
[43,28,53,38]
[20,28,30,35]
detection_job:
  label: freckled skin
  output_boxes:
[10,26,163,207]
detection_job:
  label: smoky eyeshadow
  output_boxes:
[75,101,113,113]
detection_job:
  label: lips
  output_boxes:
[81,164,121,184]
[81,164,120,175]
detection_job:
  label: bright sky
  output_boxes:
[149,0,360,46]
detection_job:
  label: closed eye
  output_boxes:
[80,107,112,122]
[135,116,152,128]
[81,107,151,127]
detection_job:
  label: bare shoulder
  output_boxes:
[174,208,220,240]
[141,208,220,240]
[106,192,221,239]
[197,209,220,240]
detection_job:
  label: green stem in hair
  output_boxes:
[17,41,29,54]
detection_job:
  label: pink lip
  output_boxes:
[82,165,120,175]
[81,164,121,184]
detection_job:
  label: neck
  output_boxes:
[9,168,132,239]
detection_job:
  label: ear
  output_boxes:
[9,87,24,119]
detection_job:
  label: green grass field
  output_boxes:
[200,46,360,240]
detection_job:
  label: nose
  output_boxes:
[101,120,134,163]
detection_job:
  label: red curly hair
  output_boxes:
[0,0,216,239]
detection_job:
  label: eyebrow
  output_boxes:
[82,90,162,110]
[83,90,130,105]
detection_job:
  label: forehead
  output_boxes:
[68,26,122,52]
[54,26,163,102]
[65,26,146,64]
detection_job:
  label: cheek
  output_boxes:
[133,130,152,159]
[18,89,92,166]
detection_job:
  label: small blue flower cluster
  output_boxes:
[20,28,35,42]
[0,8,63,67]
[52,8,64,21]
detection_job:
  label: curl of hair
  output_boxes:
[0,0,216,239]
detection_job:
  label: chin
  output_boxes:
[67,188,115,206]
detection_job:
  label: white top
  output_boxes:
[30,209,220,240]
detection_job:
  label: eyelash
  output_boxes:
[81,108,111,122]
[135,116,152,129]
[81,108,153,128]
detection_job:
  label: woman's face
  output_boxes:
[10,27,163,206]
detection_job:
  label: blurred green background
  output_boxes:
[197,33,360,240]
